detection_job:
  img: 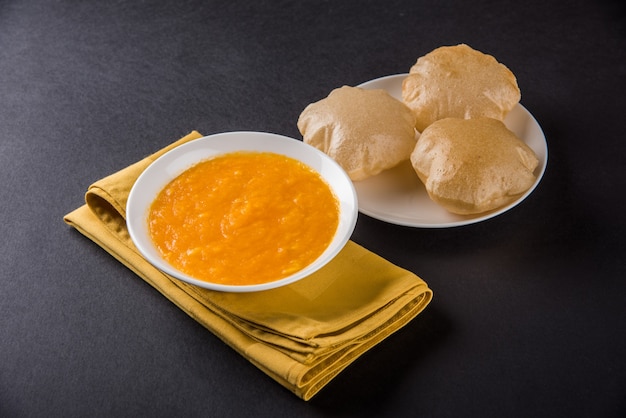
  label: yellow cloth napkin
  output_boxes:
[64,131,433,400]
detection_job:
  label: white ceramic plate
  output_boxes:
[355,74,548,227]
[127,131,358,292]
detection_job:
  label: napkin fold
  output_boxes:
[64,131,433,400]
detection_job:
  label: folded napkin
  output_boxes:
[64,131,433,400]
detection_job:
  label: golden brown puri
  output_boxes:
[410,117,539,215]
[297,86,417,181]
[402,44,521,132]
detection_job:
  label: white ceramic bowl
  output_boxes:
[126,131,358,292]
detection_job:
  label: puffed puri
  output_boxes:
[411,117,539,215]
[297,86,418,181]
[402,44,521,133]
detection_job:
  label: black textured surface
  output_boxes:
[1,1,625,416]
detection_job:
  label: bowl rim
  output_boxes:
[126,131,358,292]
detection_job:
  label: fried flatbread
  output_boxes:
[402,44,521,132]
[411,117,538,214]
[298,86,417,181]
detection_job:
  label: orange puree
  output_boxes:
[147,151,340,286]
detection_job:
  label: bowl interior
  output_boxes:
[126,131,358,292]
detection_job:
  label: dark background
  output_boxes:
[1,0,625,416]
